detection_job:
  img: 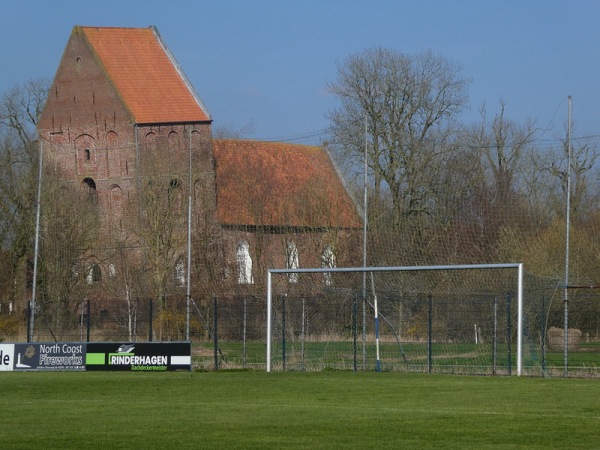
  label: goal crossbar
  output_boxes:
[266,263,524,375]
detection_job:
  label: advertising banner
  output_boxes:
[86,342,191,371]
[0,344,14,371]
[12,343,86,371]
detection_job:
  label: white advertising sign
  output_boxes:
[0,344,14,371]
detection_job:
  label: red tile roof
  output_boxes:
[213,139,362,229]
[79,26,210,124]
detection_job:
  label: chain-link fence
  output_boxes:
[2,285,599,377]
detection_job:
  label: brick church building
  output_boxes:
[37,26,361,313]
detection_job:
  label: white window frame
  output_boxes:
[236,241,254,285]
[321,244,336,286]
[286,241,299,283]
[175,259,186,287]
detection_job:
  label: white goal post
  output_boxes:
[266,263,524,375]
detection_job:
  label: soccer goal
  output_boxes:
[266,263,538,375]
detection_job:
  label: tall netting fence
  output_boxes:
[544,288,600,377]
[4,267,600,376]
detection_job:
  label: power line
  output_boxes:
[256,128,330,144]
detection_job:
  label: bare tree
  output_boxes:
[547,137,599,221]
[0,79,48,148]
[212,119,256,140]
[327,48,470,266]
[474,101,538,207]
[101,235,148,341]
[452,101,539,261]
[327,48,470,233]
[0,79,49,313]
[38,178,100,337]
[125,154,187,340]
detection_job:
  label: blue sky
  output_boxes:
[2,1,599,145]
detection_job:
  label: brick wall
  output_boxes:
[220,226,361,292]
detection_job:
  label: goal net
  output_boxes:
[266,263,558,375]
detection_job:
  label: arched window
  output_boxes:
[174,259,185,287]
[145,131,156,150]
[191,129,203,149]
[236,241,254,285]
[86,264,102,284]
[106,131,118,144]
[168,178,183,212]
[168,130,180,155]
[108,185,123,234]
[321,245,336,286]
[109,184,123,207]
[75,134,95,167]
[286,241,299,283]
[82,177,97,203]
[106,131,120,174]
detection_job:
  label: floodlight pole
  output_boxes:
[185,128,192,341]
[563,96,572,377]
[362,113,368,370]
[29,139,43,342]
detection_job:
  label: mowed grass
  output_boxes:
[1,371,599,449]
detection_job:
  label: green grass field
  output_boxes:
[1,371,599,449]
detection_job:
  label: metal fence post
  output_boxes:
[243,296,247,369]
[493,296,498,375]
[214,297,219,370]
[541,296,547,373]
[282,294,286,371]
[506,293,512,375]
[428,294,433,373]
[86,299,91,342]
[27,301,31,342]
[353,293,358,372]
[148,299,153,342]
[301,297,306,372]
